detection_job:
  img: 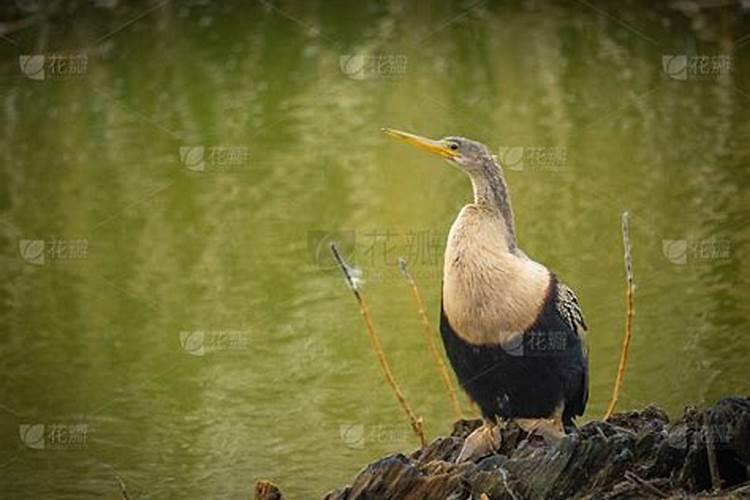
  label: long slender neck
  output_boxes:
[469,156,517,252]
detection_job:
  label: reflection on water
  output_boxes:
[1,1,749,497]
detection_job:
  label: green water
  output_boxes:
[1,1,749,498]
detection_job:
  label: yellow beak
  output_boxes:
[382,128,458,159]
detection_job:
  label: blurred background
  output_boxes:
[0,0,749,498]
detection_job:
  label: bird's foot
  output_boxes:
[456,421,502,463]
[514,417,565,444]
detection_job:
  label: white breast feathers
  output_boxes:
[442,205,551,347]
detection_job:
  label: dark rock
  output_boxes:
[255,480,284,500]
[323,453,472,500]
[319,397,750,499]
[451,418,483,439]
[410,436,463,463]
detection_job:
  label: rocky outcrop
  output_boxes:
[257,397,750,499]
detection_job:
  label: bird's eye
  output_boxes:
[449,143,458,151]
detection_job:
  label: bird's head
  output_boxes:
[382,128,494,175]
[383,127,517,247]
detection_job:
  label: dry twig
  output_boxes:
[624,471,668,498]
[605,211,634,420]
[705,420,723,491]
[331,243,425,447]
[116,475,131,500]
[398,257,463,420]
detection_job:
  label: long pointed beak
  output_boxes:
[382,128,457,159]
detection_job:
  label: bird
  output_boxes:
[383,128,589,462]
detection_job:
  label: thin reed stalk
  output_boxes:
[398,257,463,420]
[605,211,634,420]
[330,243,425,447]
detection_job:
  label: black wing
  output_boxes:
[555,281,589,420]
